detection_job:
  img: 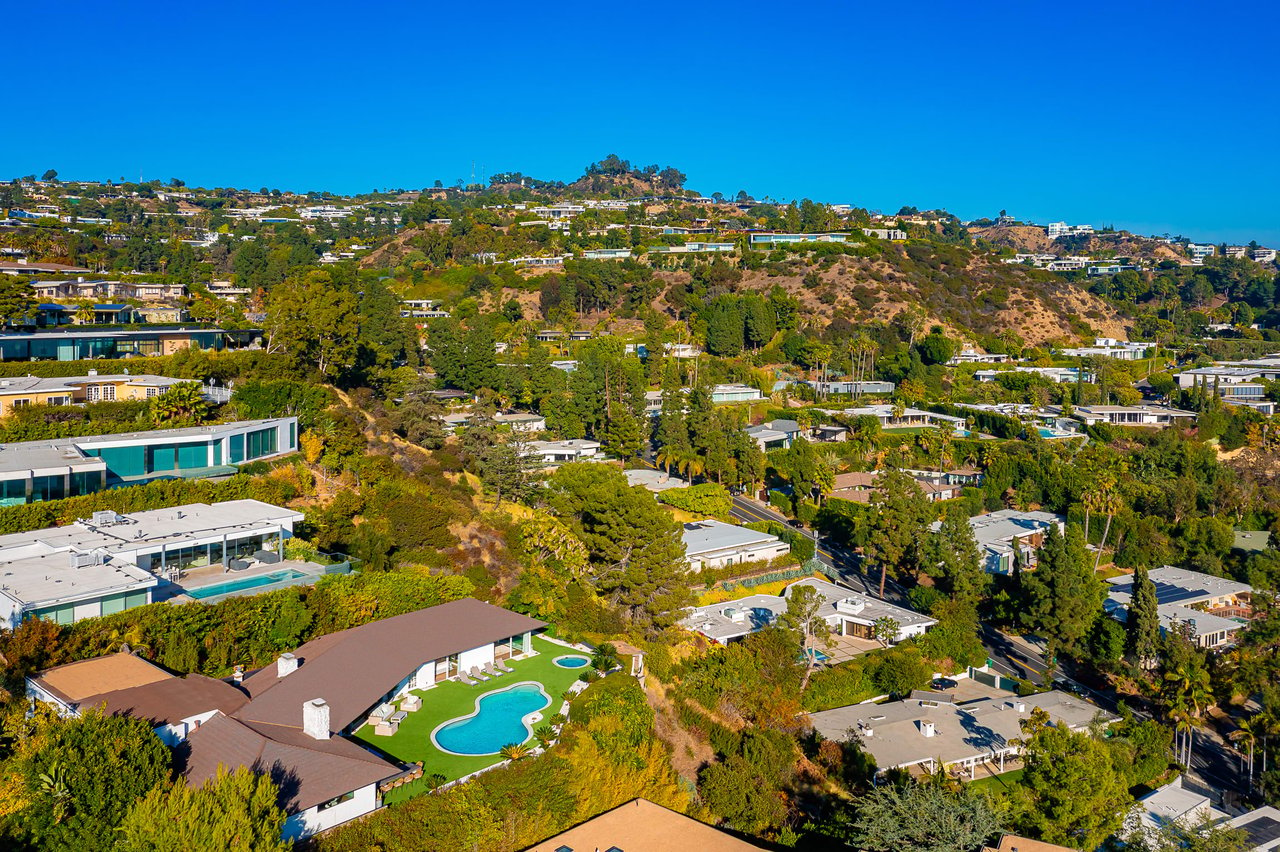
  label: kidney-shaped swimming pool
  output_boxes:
[432,682,551,756]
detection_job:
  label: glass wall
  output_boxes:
[31,475,65,502]
[0,478,26,506]
[245,427,278,460]
[70,470,101,497]
[229,434,244,464]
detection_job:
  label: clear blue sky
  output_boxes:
[7,1,1279,244]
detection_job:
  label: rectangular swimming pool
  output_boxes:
[185,569,308,600]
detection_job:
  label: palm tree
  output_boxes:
[499,742,533,761]
[676,448,705,481]
[1232,715,1263,791]
[150,381,210,428]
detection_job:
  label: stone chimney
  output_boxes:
[277,652,298,678]
[303,698,330,740]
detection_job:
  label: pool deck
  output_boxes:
[155,559,329,604]
[352,635,586,801]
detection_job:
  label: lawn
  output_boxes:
[352,635,587,802]
[967,767,1025,793]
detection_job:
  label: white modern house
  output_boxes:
[521,439,602,465]
[1069,404,1197,427]
[0,499,304,626]
[680,577,934,644]
[680,519,791,571]
[710,384,763,404]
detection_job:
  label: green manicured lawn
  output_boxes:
[353,635,586,802]
[968,767,1025,793]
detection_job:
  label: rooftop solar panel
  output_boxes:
[1243,815,1280,847]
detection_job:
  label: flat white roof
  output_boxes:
[681,519,779,558]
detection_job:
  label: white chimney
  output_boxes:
[232,665,244,684]
[303,698,330,740]
[277,653,298,678]
[1015,701,1026,713]
[921,720,935,738]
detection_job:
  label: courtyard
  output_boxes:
[351,634,588,802]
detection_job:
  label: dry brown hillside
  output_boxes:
[972,225,1192,265]
[653,245,1127,346]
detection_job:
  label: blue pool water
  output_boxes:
[553,655,590,668]
[434,683,550,755]
[186,570,306,599]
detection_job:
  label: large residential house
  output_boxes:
[680,577,935,645]
[933,509,1065,575]
[0,328,259,361]
[744,418,803,451]
[1104,566,1253,650]
[1068,404,1197,427]
[28,599,548,840]
[1057,338,1152,361]
[680,519,790,571]
[0,499,303,626]
[710,383,763,404]
[521,439,602,465]
[830,469,968,504]
[748,232,849,247]
[807,690,1114,779]
[0,418,298,504]
[0,370,196,416]
[31,279,187,302]
[840,404,968,433]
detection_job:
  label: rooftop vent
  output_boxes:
[723,607,746,624]
[91,510,122,526]
[836,596,866,615]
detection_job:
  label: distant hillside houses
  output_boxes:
[929,509,1065,575]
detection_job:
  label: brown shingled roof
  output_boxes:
[78,673,247,726]
[235,598,546,732]
[177,712,397,813]
[31,652,172,705]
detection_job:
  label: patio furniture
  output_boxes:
[483,662,504,678]
[469,667,490,682]
[374,718,400,736]
[459,671,476,685]
[400,694,421,712]
[495,659,514,673]
[370,702,395,722]
[389,711,408,725]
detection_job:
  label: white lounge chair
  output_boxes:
[469,666,490,682]
[370,702,395,721]
[458,671,476,685]
[483,661,504,678]
[495,659,514,673]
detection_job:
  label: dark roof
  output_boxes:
[236,598,546,731]
[177,712,397,813]
[79,673,247,725]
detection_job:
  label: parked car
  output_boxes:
[931,677,958,691]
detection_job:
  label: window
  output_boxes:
[145,387,159,398]
[11,398,29,408]
[86,385,100,401]
[317,791,356,812]
[101,384,116,401]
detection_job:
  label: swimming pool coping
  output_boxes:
[429,680,552,757]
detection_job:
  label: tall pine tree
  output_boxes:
[1126,564,1161,665]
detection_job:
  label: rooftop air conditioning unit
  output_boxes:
[91,510,122,526]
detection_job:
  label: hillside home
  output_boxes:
[743,418,802,451]
[28,599,547,840]
[748,232,848,246]
[0,371,189,416]
[0,499,302,626]
[525,798,770,852]
[1104,566,1252,650]
[710,383,763,404]
[807,690,1114,779]
[680,577,934,644]
[1068,404,1197,427]
[0,327,258,361]
[933,509,1065,575]
[521,439,601,465]
[0,418,298,503]
[680,519,790,571]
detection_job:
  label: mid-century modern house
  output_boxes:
[0,327,260,361]
[931,509,1066,575]
[27,599,548,840]
[680,577,935,645]
[807,690,1115,779]
[521,439,602,465]
[525,798,769,852]
[0,499,304,626]
[0,418,298,504]
[680,519,791,571]
[1068,404,1197,427]
[744,418,803,451]
[710,383,764,404]
[1104,566,1253,650]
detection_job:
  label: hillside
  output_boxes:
[971,224,1190,264]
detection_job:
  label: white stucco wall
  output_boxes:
[73,600,101,621]
[415,660,436,686]
[458,644,495,674]
[282,783,379,840]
